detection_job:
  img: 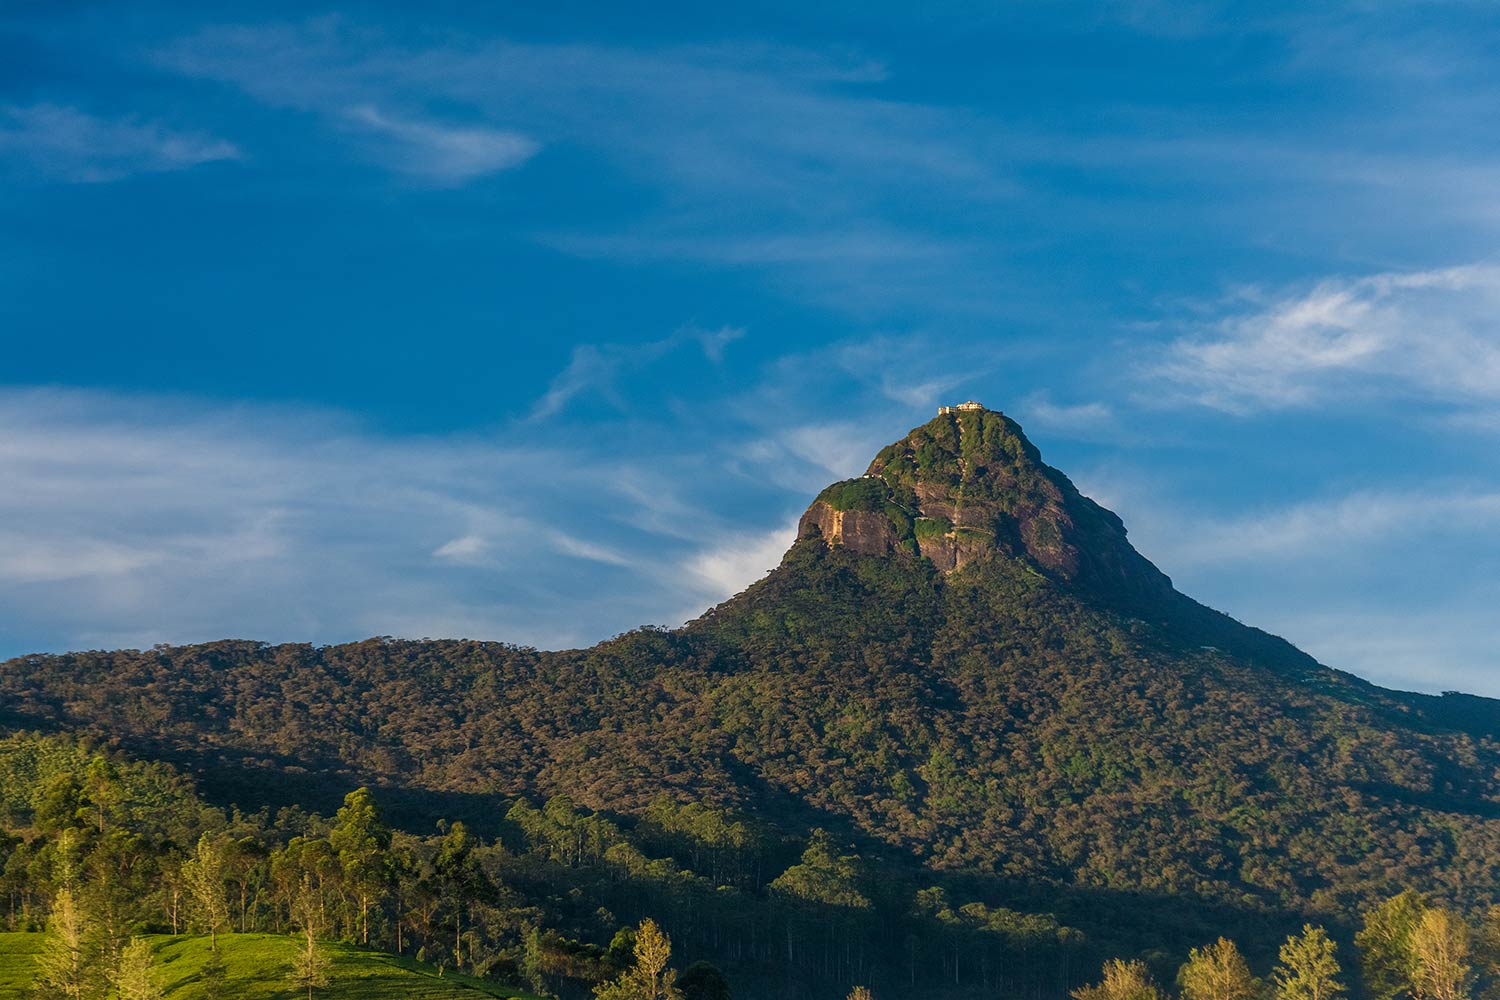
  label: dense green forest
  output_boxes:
[6,408,1500,999]
[4,732,1500,1000]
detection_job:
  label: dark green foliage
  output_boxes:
[769,831,870,910]
[814,478,892,513]
[679,961,732,1000]
[913,516,952,540]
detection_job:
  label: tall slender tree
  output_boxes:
[594,918,684,1000]
[33,888,93,1000]
[288,873,333,1000]
[290,922,333,1000]
[1359,892,1428,1000]
[1409,909,1473,1000]
[523,924,548,995]
[181,834,231,952]
[1275,925,1346,1000]
[329,787,391,946]
[1073,959,1166,1000]
[113,938,164,1000]
[1180,938,1259,1000]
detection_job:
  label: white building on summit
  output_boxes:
[937,400,986,415]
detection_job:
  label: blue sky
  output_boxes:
[4,2,1500,695]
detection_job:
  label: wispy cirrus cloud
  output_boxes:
[139,12,1500,328]
[678,519,800,620]
[1073,465,1500,694]
[345,105,538,182]
[0,103,239,182]
[0,388,771,654]
[1018,393,1116,435]
[1134,488,1500,569]
[151,18,1019,312]
[151,19,987,197]
[1148,264,1500,413]
[0,331,994,659]
[527,325,744,421]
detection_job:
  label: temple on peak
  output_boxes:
[937,400,986,415]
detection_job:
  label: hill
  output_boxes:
[0,932,540,999]
[5,405,1500,998]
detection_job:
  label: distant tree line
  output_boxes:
[1072,896,1499,1000]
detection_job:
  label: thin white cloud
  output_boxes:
[544,531,635,567]
[0,388,781,654]
[0,103,239,182]
[0,535,160,583]
[344,105,538,182]
[1268,603,1500,697]
[776,423,878,481]
[152,20,990,196]
[433,534,487,562]
[526,326,745,421]
[1137,489,1500,569]
[682,520,798,606]
[153,19,1018,308]
[1019,393,1117,434]
[529,344,630,421]
[1150,264,1500,413]
[693,325,745,363]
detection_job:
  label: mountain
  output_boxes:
[6,404,1500,997]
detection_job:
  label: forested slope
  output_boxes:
[6,407,1500,997]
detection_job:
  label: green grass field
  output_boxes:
[0,931,545,999]
[0,934,42,999]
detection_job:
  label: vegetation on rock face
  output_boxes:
[7,412,1500,998]
[857,409,1174,596]
[813,478,893,514]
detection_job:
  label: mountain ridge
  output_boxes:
[738,405,1325,684]
[5,405,1500,992]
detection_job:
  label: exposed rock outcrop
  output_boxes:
[796,405,1176,606]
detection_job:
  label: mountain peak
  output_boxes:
[796,404,1175,605]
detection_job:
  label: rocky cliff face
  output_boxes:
[796,501,900,558]
[797,406,1176,606]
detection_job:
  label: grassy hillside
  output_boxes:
[0,934,42,1000]
[0,932,543,1000]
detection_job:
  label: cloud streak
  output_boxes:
[1077,466,1500,695]
[0,103,239,182]
[345,105,538,182]
[0,388,779,655]
[1136,489,1500,569]
[0,332,992,659]
[151,19,1023,314]
[527,326,744,421]
[1150,264,1500,413]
